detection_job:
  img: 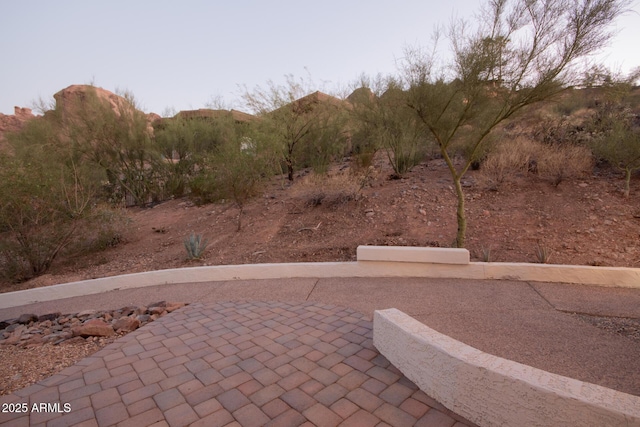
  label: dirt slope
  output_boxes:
[5,153,638,293]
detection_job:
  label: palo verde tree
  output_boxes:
[1,110,105,282]
[243,74,347,181]
[298,100,349,175]
[153,112,227,197]
[192,115,278,231]
[1,117,70,280]
[401,0,631,247]
[66,87,161,206]
[350,75,431,177]
[587,68,640,197]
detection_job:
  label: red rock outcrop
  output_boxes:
[52,85,159,134]
[0,106,36,149]
[53,85,128,117]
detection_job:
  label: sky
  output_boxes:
[1,0,639,117]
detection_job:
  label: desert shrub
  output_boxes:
[351,80,431,177]
[348,111,379,172]
[590,118,640,197]
[479,136,592,188]
[351,149,376,171]
[2,205,130,283]
[214,143,272,230]
[536,143,593,187]
[153,114,227,198]
[534,243,553,264]
[65,207,129,255]
[478,137,538,188]
[553,89,589,117]
[188,164,221,204]
[530,109,593,149]
[379,104,431,177]
[0,123,83,281]
[243,75,349,181]
[299,117,348,175]
[479,245,492,262]
[586,85,640,197]
[0,110,126,284]
[0,246,30,284]
[291,171,365,207]
[189,117,278,230]
[66,87,162,206]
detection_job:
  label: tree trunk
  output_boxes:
[624,168,631,198]
[286,159,294,181]
[236,205,244,232]
[453,176,466,248]
[439,146,467,248]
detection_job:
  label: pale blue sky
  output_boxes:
[1,1,639,116]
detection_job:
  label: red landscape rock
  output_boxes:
[166,302,187,313]
[149,306,165,315]
[71,319,114,338]
[0,303,188,347]
[112,316,140,333]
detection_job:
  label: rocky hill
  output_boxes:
[0,107,35,149]
[0,85,162,148]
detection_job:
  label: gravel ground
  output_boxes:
[0,336,117,396]
[573,314,640,342]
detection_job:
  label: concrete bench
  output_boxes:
[357,245,470,265]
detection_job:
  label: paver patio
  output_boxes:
[0,301,475,427]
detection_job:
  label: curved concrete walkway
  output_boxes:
[1,276,640,426]
[0,300,473,427]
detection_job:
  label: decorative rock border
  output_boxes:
[0,301,186,348]
[373,308,640,427]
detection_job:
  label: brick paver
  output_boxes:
[0,301,475,426]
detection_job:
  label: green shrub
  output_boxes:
[1,107,127,284]
[350,79,430,177]
[587,97,640,198]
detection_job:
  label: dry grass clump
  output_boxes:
[479,137,538,188]
[290,170,368,207]
[536,143,593,186]
[479,137,592,188]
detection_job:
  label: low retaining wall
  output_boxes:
[357,245,640,288]
[373,308,640,427]
[1,245,640,309]
[481,262,640,287]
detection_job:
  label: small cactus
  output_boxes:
[184,234,209,260]
[480,245,492,262]
[534,244,552,264]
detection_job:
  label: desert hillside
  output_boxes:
[1,85,640,293]
[5,152,638,293]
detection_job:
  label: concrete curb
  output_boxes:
[373,308,640,427]
[1,248,639,309]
